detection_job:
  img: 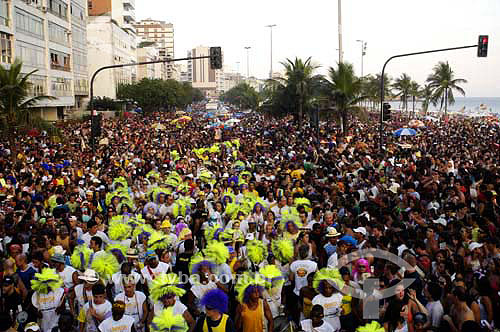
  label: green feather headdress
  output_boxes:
[112,176,128,189]
[356,321,385,332]
[108,221,132,241]
[151,307,188,332]
[313,268,344,291]
[294,197,312,212]
[169,150,180,162]
[205,241,229,264]
[234,272,266,303]
[91,252,120,282]
[71,244,93,271]
[189,253,216,276]
[271,239,294,264]
[204,225,224,244]
[259,265,285,290]
[107,244,127,263]
[246,240,267,265]
[150,273,186,301]
[133,223,155,239]
[148,231,171,251]
[31,268,63,294]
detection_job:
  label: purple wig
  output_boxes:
[243,285,264,304]
[200,289,228,313]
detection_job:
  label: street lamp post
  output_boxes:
[338,0,343,63]
[244,46,251,78]
[236,61,240,83]
[266,24,276,79]
[356,40,367,77]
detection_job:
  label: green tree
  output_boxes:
[420,84,434,116]
[392,73,412,113]
[274,57,322,126]
[426,61,467,115]
[408,81,420,118]
[326,62,364,133]
[222,83,259,110]
[0,59,53,129]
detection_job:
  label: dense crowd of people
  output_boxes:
[0,108,499,332]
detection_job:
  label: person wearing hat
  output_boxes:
[78,283,112,332]
[51,252,79,289]
[140,250,170,289]
[352,226,367,250]
[110,262,142,297]
[323,227,341,259]
[194,289,236,332]
[0,276,23,319]
[24,322,40,332]
[70,269,99,317]
[98,301,135,332]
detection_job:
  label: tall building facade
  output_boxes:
[136,43,164,80]
[0,0,89,120]
[133,19,174,78]
[87,0,136,99]
[189,46,224,97]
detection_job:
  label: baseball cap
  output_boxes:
[2,276,14,285]
[353,227,367,236]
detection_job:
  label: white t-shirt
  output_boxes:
[312,293,343,331]
[290,260,317,295]
[141,262,170,287]
[98,315,135,332]
[58,265,77,289]
[111,271,142,296]
[74,284,93,311]
[114,291,147,327]
[82,231,110,247]
[32,288,65,332]
[80,300,112,332]
[153,299,187,316]
[300,319,334,332]
[426,300,444,328]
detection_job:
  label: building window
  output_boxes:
[87,0,92,9]
[71,25,86,49]
[0,32,12,63]
[73,77,88,95]
[51,77,71,96]
[15,9,44,39]
[48,22,68,45]
[15,41,44,67]
[48,0,68,20]
[0,0,9,26]
[72,49,86,73]
[70,4,85,24]
[50,49,70,71]
[28,74,47,96]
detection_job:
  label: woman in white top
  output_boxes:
[114,281,148,332]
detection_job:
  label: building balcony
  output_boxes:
[123,8,135,23]
[51,63,71,72]
[123,0,135,10]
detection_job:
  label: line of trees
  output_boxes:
[223,58,467,133]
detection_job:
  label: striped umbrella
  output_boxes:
[393,128,417,137]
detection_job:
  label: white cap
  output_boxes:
[78,269,99,283]
[353,227,367,236]
[433,217,447,227]
[389,183,400,194]
[246,233,255,241]
[469,242,483,251]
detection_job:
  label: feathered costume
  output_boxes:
[31,268,64,294]
[246,240,267,265]
[271,239,294,264]
[70,244,93,271]
[313,268,345,292]
[234,272,266,304]
[204,241,229,265]
[151,307,188,332]
[259,265,285,290]
[91,252,119,282]
[150,273,186,302]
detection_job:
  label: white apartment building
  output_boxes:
[0,0,89,121]
[136,43,164,80]
[133,19,174,79]
[87,15,136,99]
[188,46,224,97]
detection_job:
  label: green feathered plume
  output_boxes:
[71,244,93,271]
[246,240,267,265]
[150,273,186,301]
[224,202,239,219]
[189,253,216,276]
[113,176,128,189]
[313,268,344,291]
[356,321,385,332]
[148,231,171,251]
[205,241,229,264]
[31,268,63,294]
[133,223,155,239]
[231,139,240,149]
[271,239,294,263]
[146,170,161,181]
[280,213,303,230]
[294,197,312,212]
[209,143,220,154]
[169,150,180,162]
[48,195,58,212]
[108,221,132,241]
[234,272,266,303]
[107,244,127,263]
[204,225,223,244]
[91,252,119,282]
[151,307,188,332]
[259,265,285,290]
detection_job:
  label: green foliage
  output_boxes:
[88,96,123,111]
[221,83,259,110]
[117,79,202,112]
[426,61,467,115]
[0,59,53,129]
[392,73,412,112]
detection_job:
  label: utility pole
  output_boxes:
[266,24,276,79]
[244,46,251,78]
[338,0,343,63]
[356,40,366,77]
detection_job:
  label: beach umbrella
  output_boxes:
[152,123,166,130]
[409,119,425,128]
[225,119,240,125]
[393,128,417,137]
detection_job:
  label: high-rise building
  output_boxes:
[0,0,89,120]
[188,46,224,97]
[136,42,164,80]
[133,19,174,78]
[88,0,136,32]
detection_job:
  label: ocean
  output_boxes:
[388,97,500,116]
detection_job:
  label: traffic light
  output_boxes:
[210,47,222,70]
[383,102,391,121]
[91,114,102,138]
[478,35,488,57]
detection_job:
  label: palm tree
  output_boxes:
[420,84,434,116]
[392,73,412,114]
[0,59,52,128]
[327,62,364,133]
[426,61,467,116]
[276,57,322,126]
[408,81,420,118]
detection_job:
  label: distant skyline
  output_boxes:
[136,0,499,97]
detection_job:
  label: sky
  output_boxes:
[136,0,499,97]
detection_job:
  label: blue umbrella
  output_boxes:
[393,128,417,137]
